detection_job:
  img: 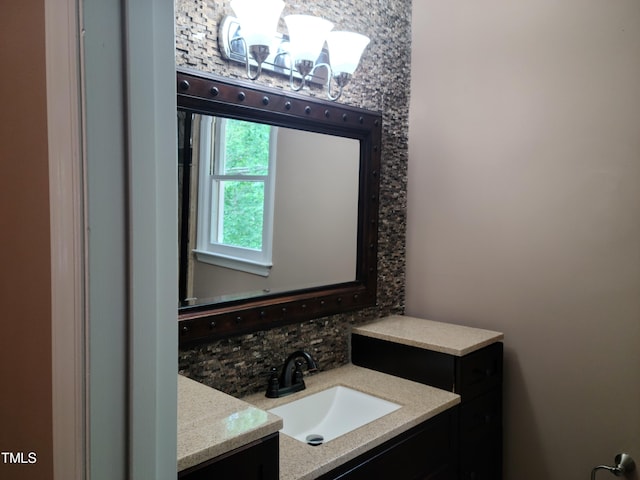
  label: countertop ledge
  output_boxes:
[178,374,282,472]
[353,315,504,356]
[244,364,460,480]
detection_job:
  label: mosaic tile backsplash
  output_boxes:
[177,0,412,398]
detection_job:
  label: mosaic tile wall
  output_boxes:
[177,0,412,398]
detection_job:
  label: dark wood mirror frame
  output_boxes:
[177,68,381,346]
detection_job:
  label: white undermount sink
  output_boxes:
[268,386,401,445]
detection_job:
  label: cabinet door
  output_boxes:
[318,409,459,480]
[178,433,278,480]
[459,390,502,480]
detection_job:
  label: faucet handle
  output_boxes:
[293,360,305,385]
[265,367,280,398]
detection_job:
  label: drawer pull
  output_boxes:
[472,367,495,378]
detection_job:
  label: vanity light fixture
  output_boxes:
[284,14,334,91]
[325,31,370,101]
[220,0,370,101]
[229,0,285,80]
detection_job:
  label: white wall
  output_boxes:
[406,1,640,478]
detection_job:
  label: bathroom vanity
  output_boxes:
[177,316,503,479]
[178,364,460,479]
[352,316,504,480]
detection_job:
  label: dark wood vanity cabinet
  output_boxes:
[177,433,278,480]
[178,412,456,480]
[318,408,459,480]
[352,335,503,480]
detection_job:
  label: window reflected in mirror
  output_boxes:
[193,115,276,277]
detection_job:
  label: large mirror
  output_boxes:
[177,69,381,345]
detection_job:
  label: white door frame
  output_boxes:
[45,0,86,478]
[46,0,178,478]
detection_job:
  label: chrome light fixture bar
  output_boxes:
[218,16,330,86]
[219,0,370,101]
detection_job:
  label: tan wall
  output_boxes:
[0,1,53,479]
[407,1,640,478]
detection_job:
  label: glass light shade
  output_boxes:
[231,0,285,47]
[284,15,334,64]
[326,31,370,75]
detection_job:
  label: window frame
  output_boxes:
[193,115,277,276]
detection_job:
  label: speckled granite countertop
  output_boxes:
[177,374,282,472]
[353,315,504,356]
[244,364,460,480]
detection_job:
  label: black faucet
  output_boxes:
[266,350,318,398]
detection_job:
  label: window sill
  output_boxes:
[193,249,272,277]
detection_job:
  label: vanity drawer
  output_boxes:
[460,389,502,438]
[352,334,502,400]
[351,334,456,392]
[456,342,502,401]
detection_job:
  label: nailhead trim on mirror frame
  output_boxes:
[177,68,381,345]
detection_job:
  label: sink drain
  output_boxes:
[306,434,324,446]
